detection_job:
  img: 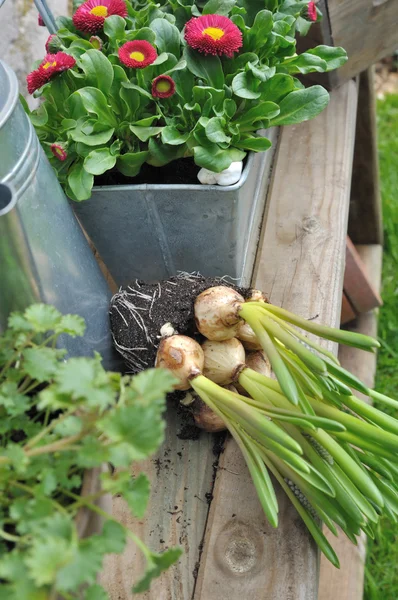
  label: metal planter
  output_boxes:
[0,59,120,371]
[72,129,278,287]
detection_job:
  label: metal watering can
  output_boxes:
[0,59,121,371]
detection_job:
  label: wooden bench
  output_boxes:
[100,69,383,600]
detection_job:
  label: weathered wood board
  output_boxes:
[319,244,383,600]
[194,80,358,600]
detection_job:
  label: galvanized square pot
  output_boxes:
[72,130,278,287]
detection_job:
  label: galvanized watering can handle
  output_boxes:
[0,0,57,33]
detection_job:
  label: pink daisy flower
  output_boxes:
[51,143,68,161]
[152,75,176,99]
[184,14,243,58]
[38,14,45,26]
[26,53,76,94]
[118,40,157,69]
[73,0,128,34]
[307,2,318,21]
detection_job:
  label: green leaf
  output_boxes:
[133,548,183,593]
[74,87,117,127]
[29,103,48,127]
[305,46,348,72]
[84,148,117,175]
[97,520,126,554]
[55,314,86,337]
[246,10,273,50]
[26,536,73,586]
[121,81,153,100]
[234,136,272,151]
[194,145,246,173]
[24,304,62,333]
[260,73,295,104]
[173,68,195,102]
[79,50,114,95]
[55,357,115,409]
[68,161,94,201]
[70,126,115,146]
[202,0,236,15]
[22,348,60,382]
[130,125,163,143]
[117,152,149,177]
[270,86,330,126]
[232,72,261,99]
[103,15,126,41]
[234,101,280,125]
[161,126,190,146]
[147,138,186,167]
[86,584,109,600]
[205,117,231,144]
[151,18,181,58]
[56,537,103,591]
[183,47,224,90]
[102,471,150,518]
[282,53,327,75]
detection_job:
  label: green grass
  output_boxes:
[364,94,398,600]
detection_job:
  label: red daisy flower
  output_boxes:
[51,143,68,161]
[38,14,45,26]
[184,14,242,58]
[118,41,157,69]
[27,70,46,95]
[26,53,76,94]
[73,0,128,34]
[306,2,318,21]
[152,75,176,99]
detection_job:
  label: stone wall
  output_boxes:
[0,0,69,107]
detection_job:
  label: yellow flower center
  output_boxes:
[90,5,108,17]
[156,80,171,92]
[130,51,145,62]
[203,27,225,41]
[42,61,57,70]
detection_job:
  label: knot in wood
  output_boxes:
[215,521,263,575]
[302,216,320,234]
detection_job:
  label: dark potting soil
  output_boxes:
[95,157,201,187]
[110,273,251,374]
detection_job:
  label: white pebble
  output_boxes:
[197,161,243,186]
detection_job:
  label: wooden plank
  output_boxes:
[327,0,398,84]
[194,80,358,600]
[349,67,383,245]
[343,236,382,314]
[318,243,383,600]
[341,292,356,325]
[100,404,217,600]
